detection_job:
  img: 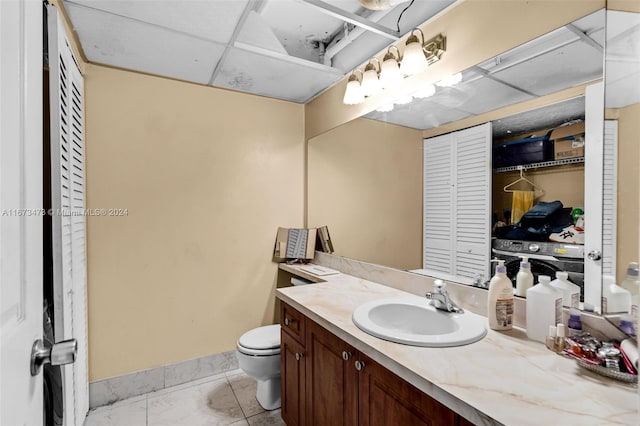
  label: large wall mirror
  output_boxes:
[307,7,639,324]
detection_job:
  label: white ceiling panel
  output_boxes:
[491,41,603,96]
[258,0,347,62]
[572,9,606,47]
[212,47,343,102]
[63,0,249,44]
[605,10,640,108]
[365,98,472,130]
[450,76,534,115]
[65,2,224,84]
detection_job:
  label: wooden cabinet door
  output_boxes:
[358,353,457,426]
[305,321,358,426]
[281,330,306,426]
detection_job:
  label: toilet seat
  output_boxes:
[237,324,281,356]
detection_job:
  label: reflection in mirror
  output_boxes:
[308,9,612,316]
[602,9,640,336]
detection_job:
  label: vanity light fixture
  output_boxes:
[361,58,383,97]
[379,46,403,89]
[341,32,446,105]
[343,70,365,105]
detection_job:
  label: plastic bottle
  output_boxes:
[488,260,514,331]
[514,256,534,297]
[602,275,631,314]
[549,271,580,308]
[619,262,639,322]
[567,308,583,336]
[526,275,563,344]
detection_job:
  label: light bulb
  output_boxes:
[361,62,382,97]
[343,74,364,105]
[400,33,428,76]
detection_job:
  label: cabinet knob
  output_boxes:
[284,318,291,326]
[295,352,304,361]
[354,360,365,371]
[342,351,352,361]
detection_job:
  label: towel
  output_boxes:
[511,191,534,224]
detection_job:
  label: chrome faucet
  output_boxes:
[425,280,464,313]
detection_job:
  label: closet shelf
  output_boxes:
[493,156,584,173]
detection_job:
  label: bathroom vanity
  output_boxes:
[276,263,637,425]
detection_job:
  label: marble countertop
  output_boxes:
[276,264,638,426]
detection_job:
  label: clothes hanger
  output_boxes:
[503,167,544,196]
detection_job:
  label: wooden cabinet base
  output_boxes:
[280,302,468,426]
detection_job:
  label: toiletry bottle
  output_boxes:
[488,260,514,331]
[618,314,635,337]
[549,271,580,308]
[555,323,566,353]
[514,256,533,297]
[567,308,583,336]
[602,275,631,314]
[546,325,556,351]
[619,262,639,330]
[526,275,562,344]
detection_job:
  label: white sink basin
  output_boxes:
[352,297,487,347]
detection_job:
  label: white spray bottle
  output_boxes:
[488,260,514,331]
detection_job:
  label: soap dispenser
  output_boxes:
[488,260,514,331]
[526,275,562,344]
[514,256,533,297]
[549,271,580,308]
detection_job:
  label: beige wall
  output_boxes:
[307,118,423,271]
[615,102,640,280]
[85,65,304,381]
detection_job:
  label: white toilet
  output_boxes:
[236,324,281,410]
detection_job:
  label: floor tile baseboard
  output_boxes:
[89,350,239,409]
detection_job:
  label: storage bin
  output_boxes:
[493,135,554,168]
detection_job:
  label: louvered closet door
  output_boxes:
[423,123,491,283]
[423,133,454,274]
[453,124,492,281]
[48,6,89,426]
[602,120,618,277]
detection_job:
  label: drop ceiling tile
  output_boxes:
[64,0,248,43]
[572,9,606,47]
[491,41,603,96]
[212,47,343,103]
[446,76,533,115]
[365,98,471,130]
[476,27,578,73]
[605,10,640,108]
[65,2,224,84]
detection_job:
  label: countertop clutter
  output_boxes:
[276,265,638,426]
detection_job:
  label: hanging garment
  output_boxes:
[511,190,534,224]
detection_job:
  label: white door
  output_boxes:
[0,0,44,424]
[583,82,605,311]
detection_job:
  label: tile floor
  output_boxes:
[84,369,285,426]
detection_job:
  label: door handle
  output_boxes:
[587,250,602,261]
[31,338,77,376]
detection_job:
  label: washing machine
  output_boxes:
[492,239,585,301]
